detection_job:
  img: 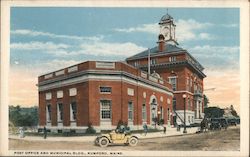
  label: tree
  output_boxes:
[230,105,239,117]
[9,105,38,127]
[204,106,224,118]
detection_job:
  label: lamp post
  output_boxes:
[157,111,161,125]
[183,94,187,133]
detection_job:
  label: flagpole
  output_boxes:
[148,48,151,75]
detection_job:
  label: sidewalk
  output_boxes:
[9,127,199,142]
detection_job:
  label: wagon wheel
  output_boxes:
[98,137,109,147]
[128,137,138,146]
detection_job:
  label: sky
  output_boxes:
[9,7,240,113]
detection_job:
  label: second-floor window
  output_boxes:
[100,87,112,93]
[173,98,176,111]
[186,78,190,91]
[169,56,176,62]
[150,58,157,65]
[169,77,177,91]
[134,61,139,67]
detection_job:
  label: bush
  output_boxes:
[85,122,96,134]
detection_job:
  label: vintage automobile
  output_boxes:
[227,118,237,126]
[95,130,138,147]
[209,118,228,130]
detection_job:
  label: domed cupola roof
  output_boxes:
[159,13,173,23]
[151,71,162,79]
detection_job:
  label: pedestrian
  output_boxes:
[143,123,148,136]
[163,126,166,134]
[19,127,25,138]
[43,126,47,139]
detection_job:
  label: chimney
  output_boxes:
[158,34,165,52]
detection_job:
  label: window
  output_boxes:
[134,61,139,67]
[128,101,133,121]
[150,58,157,65]
[100,87,112,93]
[100,100,111,120]
[194,84,197,93]
[173,98,176,111]
[70,101,77,121]
[188,116,190,123]
[188,98,191,110]
[186,78,189,91]
[142,104,147,122]
[190,100,193,110]
[46,104,51,122]
[160,107,164,120]
[45,92,52,100]
[57,103,63,121]
[190,78,193,89]
[169,77,177,91]
[169,56,176,62]
[69,88,77,96]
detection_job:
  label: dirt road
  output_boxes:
[9,126,240,151]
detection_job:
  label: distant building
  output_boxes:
[126,13,206,125]
[38,61,173,133]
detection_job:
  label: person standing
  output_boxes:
[43,126,47,139]
[143,123,148,136]
[163,126,166,134]
[19,127,24,138]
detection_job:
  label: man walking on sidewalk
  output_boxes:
[143,123,148,136]
[163,126,166,134]
[43,126,47,139]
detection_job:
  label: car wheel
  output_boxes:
[99,137,109,147]
[129,137,138,146]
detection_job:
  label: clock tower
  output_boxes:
[158,13,178,46]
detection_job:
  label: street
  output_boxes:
[9,126,240,151]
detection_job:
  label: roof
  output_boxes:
[126,44,185,60]
[160,13,173,22]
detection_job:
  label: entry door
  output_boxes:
[150,105,157,125]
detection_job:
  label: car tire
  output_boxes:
[99,137,109,147]
[129,137,138,146]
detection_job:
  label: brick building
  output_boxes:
[126,13,206,125]
[38,61,173,132]
[38,13,206,132]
